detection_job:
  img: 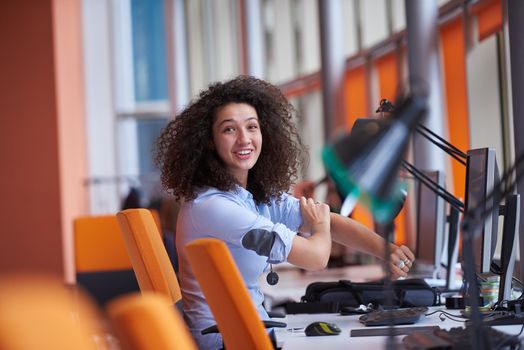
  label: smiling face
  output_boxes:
[211,103,262,188]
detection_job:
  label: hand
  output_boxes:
[389,245,415,279]
[299,197,330,235]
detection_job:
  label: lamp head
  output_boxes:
[322,93,427,224]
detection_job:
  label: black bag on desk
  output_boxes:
[286,278,439,314]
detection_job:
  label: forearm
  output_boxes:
[330,213,396,260]
[288,198,332,270]
[288,226,331,271]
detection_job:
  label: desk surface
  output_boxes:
[263,265,523,349]
[274,308,524,349]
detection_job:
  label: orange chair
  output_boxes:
[74,214,140,305]
[0,275,102,350]
[116,209,182,305]
[107,292,197,350]
[186,238,278,350]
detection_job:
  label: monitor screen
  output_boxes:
[464,148,499,274]
[415,170,446,269]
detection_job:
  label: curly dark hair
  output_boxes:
[154,75,307,204]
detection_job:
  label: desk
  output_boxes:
[274,308,524,349]
[264,265,524,348]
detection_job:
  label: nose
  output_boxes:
[237,128,250,145]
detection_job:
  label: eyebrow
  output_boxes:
[217,116,258,127]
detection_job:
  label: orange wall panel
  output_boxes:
[440,18,470,201]
[375,53,399,102]
[344,66,369,129]
[0,0,87,278]
[475,0,503,41]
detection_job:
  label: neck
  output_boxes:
[232,172,248,189]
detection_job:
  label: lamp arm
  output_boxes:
[416,126,467,165]
[376,99,467,164]
[401,160,464,213]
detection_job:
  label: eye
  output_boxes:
[222,126,235,133]
[248,123,259,130]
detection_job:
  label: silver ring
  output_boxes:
[397,260,405,269]
[403,258,410,265]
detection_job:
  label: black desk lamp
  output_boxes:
[324,92,524,349]
[375,99,467,292]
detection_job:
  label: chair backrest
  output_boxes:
[74,214,133,272]
[116,208,182,304]
[0,275,101,350]
[73,215,140,305]
[186,238,274,350]
[107,292,197,350]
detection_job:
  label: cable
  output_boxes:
[425,309,467,322]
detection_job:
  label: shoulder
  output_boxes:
[185,187,252,218]
[193,187,244,207]
[269,192,299,210]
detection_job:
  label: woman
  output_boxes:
[155,75,414,349]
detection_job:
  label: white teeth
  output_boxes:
[237,150,251,155]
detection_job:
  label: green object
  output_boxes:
[322,145,406,224]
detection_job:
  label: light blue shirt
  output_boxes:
[176,186,302,349]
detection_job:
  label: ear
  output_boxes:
[208,139,215,150]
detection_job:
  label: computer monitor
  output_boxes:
[464,148,500,274]
[415,170,446,274]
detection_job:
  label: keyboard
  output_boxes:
[359,307,428,326]
[478,312,524,326]
[403,326,520,350]
[351,325,438,337]
[460,310,524,326]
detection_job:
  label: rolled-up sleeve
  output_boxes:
[268,222,296,263]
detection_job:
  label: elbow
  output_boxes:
[303,252,330,272]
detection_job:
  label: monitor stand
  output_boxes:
[442,206,460,291]
[498,193,520,303]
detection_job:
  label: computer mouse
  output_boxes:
[304,321,341,336]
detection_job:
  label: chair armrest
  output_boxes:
[263,320,287,328]
[201,320,287,335]
[267,310,286,318]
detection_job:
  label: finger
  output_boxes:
[319,203,330,215]
[300,196,307,207]
[391,252,410,272]
[394,248,413,268]
[390,253,408,274]
[390,262,407,278]
[400,245,415,262]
